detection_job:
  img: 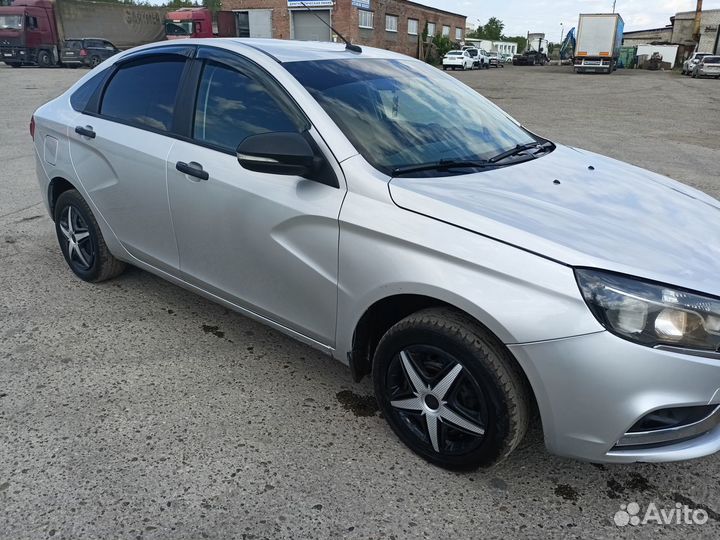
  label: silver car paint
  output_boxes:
[32,38,720,463]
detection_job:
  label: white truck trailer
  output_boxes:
[574,13,624,74]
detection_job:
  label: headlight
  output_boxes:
[575,269,720,352]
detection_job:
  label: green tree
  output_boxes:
[432,34,454,58]
[482,17,504,40]
[202,0,221,12]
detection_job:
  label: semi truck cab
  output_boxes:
[0,0,58,67]
[164,7,213,39]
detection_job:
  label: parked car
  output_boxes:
[32,39,720,470]
[461,46,489,69]
[691,55,720,79]
[501,53,514,64]
[442,49,474,70]
[682,52,712,75]
[487,51,504,68]
[60,38,119,68]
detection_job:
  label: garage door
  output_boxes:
[292,10,331,41]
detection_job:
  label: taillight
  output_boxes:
[79,49,87,57]
[30,115,35,140]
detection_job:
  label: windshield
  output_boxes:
[164,20,192,35]
[284,58,537,175]
[704,57,720,64]
[0,15,23,30]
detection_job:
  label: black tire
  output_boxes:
[90,55,101,68]
[373,307,530,470]
[37,50,52,67]
[54,189,126,282]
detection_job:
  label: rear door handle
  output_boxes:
[74,125,96,138]
[175,161,209,181]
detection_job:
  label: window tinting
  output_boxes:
[193,61,300,152]
[100,58,186,132]
[70,69,108,112]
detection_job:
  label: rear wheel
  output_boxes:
[373,308,530,470]
[37,50,52,67]
[90,55,101,68]
[54,190,126,282]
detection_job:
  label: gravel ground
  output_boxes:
[1,62,720,540]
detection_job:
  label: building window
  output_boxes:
[385,14,398,33]
[442,25,450,38]
[407,18,418,35]
[427,22,436,35]
[358,10,373,29]
[455,27,462,41]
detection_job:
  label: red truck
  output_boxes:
[164,7,213,40]
[164,7,250,40]
[0,0,165,67]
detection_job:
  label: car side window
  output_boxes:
[100,57,186,132]
[192,60,301,153]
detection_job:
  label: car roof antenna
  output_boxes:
[299,1,362,53]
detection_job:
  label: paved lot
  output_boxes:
[1,63,720,539]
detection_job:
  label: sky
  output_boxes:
[419,0,720,41]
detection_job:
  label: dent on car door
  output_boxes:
[68,52,192,271]
[165,49,345,345]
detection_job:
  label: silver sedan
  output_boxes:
[31,39,720,470]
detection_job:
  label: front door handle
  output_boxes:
[175,161,209,181]
[75,125,96,138]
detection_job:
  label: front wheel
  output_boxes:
[54,190,126,282]
[37,50,52,67]
[373,308,530,470]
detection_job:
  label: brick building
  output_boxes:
[219,0,467,58]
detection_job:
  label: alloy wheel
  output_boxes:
[386,345,487,455]
[58,205,94,270]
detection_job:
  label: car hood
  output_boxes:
[389,145,720,296]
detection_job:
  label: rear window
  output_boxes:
[447,51,462,56]
[64,40,83,50]
[100,57,186,132]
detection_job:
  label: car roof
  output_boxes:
[135,38,412,63]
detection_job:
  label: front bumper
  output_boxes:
[1,46,27,63]
[509,331,720,463]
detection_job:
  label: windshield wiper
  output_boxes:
[488,141,553,163]
[392,159,492,177]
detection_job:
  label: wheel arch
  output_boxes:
[48,176,79,220]
[347,291,540,419]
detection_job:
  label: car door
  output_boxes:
[68,46,193,271]
[166,47,345,345]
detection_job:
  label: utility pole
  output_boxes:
[612,1,616,13]
[692,0,703,47]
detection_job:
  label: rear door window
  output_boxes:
[100,57,187,132]
[64,40,82,50]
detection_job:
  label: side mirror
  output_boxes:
[237,132,319,177]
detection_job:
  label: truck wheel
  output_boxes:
[37,50,52,68]
[373,308,531,470]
